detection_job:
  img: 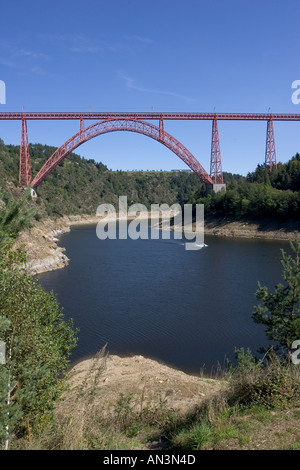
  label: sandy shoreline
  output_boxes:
[62,352,224,419]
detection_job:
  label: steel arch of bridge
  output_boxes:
[31,118,214,188]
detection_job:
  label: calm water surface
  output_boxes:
[38,224,289,375]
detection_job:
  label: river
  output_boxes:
[38,223,290,375]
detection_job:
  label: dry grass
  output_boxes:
[9,348,300,450]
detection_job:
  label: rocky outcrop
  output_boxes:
[14,213,150,275]
[14,215,101,275]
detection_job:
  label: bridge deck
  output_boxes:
[0,112,300,121]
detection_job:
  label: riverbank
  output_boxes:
[203,215,300,240]
[14,213,148,274]
[14,214,299,274]
[64,351,223,417]
[54,351,300,451]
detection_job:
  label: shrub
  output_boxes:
[227,348,300,409]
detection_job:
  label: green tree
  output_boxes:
[252,235,300,359]
[0,246,78,447]
[0,196,78,448]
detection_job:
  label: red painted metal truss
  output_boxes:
[265,119,277,170]
[210,118,223,184]
[19,117,32,187]
[31,118,214,188]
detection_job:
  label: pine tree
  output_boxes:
[252,235,300,359]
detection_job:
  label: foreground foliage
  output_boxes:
[9,349,300,451]
[253,236,300,358]
[0,197,78,449]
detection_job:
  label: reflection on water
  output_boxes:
[38,224,289,375]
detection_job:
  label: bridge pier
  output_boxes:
[206,183,226,194]
[210,118,223,184]
[30,188,37,198]
[265,119,277,170]
[19,117,32,187]
[24,187,37,198]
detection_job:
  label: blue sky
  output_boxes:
[0,0,299,176]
